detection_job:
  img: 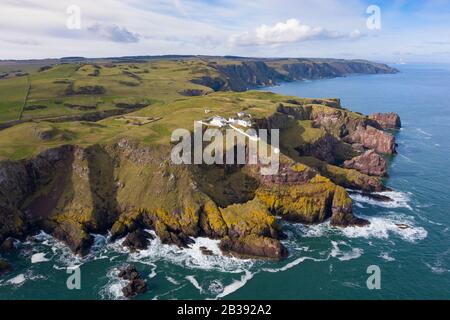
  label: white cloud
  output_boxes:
[87,24,140,43]
[230,19,362,46]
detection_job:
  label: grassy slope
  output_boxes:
[0,90,287,160]
[0,59,221,123]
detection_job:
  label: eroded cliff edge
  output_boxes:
[193,58,398,91]
[0,93,401,264]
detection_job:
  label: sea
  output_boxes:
[0,63,449,300]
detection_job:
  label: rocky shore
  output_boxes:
[0,95,401,265]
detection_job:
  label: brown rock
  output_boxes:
[199,246,214,256]
[330,188,370,227]
[122,279,147,298]
[349,126,396,154]
[219,235,288,260]
[118,265,148,298]
[118,265,140,280]
[122,229,153,252]
[0,259,12,275]
[0,237,16,252]
[369,112,401,130]
[343,150,387,177]
[51,220,93,256]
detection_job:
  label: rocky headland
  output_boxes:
[0,57,401,273]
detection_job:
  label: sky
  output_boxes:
[1,0,449,62]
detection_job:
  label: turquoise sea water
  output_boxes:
[1,64,449,299]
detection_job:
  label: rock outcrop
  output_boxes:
[0,90,401,262]
[349,126,396,154]
[194,58,398,92]
[219,235,288,260]
[122,229,153,252]
[369,112,401,130]
[118,265,148,298]
[344,150,387,177]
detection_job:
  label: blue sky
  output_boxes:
[0,0,449,62]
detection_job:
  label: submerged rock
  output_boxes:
[0,259,12,275]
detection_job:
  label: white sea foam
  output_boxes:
[32,231,84,268]
[263,255,330,273]
[99,268,128,300]
[379,251,396,262]
[208,280,224,295]
[166,276,180,285]
[330,241,363,261]
[114,232,254,273]
[185,275,203,293]
[215,270,254,299]
[350,190,413,210]
[416,128,432,137]
[341,216,427,243]
[31,252,49,264]
[7,274,26,285]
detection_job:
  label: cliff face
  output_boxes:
[193,59,398,92]
[0,133,371,260]
[0,92,400,262]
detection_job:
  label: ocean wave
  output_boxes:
[416,128,433,137]
[0,270,47,288]
[112,232,255,273]
[291,212,427,243]
[341,216,427,243]
[330,241,363,261]
[166,276,179,285]
[262,255,329,273]
[185,275,203,293]
[350,190,413,210]
[99,268,129,300]
[7,274,26,286]
[379,251,396,262]
[31,252,49,264]
[214,270,254,299]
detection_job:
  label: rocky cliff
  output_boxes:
[193,58,398,92]
[0,106,400,262]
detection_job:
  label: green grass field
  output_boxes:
[0,59,223,124]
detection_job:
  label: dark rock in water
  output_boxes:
[348,190,393,202]
[122,229,153,252]
[199,246,214,256]
[118,265,148,298]
[0,237,16,251]
[369,112,401,130]
[155,221,195,248]
[118,265,140,281]
[122,279,148,298]
[219,235,288,260]
[0,259,13,275]
[344,149,387,177]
